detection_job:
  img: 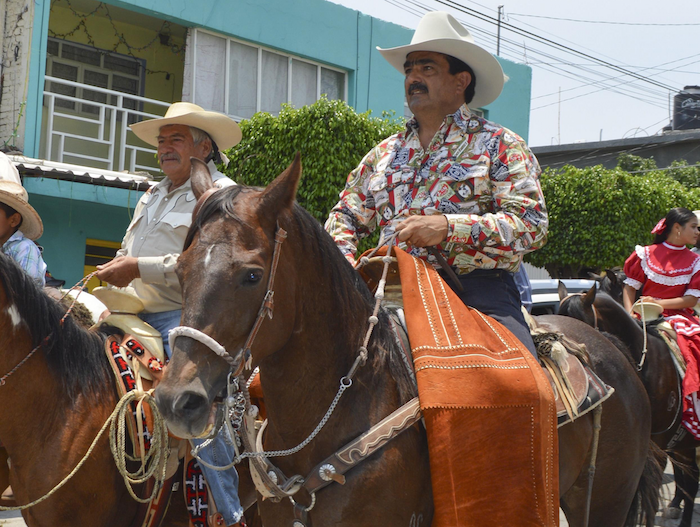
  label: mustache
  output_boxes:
[160,153,181,163]
[408,83,428,95]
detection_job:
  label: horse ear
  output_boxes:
[190,157,214,201]
[259,153,302,217]
[588,271,602,282]
[582,285,597,307]
[558,281,568,301]
[605,269,618,286]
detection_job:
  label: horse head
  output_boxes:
[155,155,302,439]
[558,282,598,328]
[599,268,626,304]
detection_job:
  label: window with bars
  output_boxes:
[192,29,347,120]
[45,38,145,119]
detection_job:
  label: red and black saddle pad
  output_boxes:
[104,335,155,451]
[184,449,224,527]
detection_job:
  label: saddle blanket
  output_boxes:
[385,247,559,527]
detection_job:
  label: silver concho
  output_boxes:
[319,463,337,481]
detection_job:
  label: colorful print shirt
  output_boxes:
[324,104,548,274]
[2,230,47,286]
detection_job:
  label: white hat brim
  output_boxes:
[130,110,242,149]
[377,39,505,109]
[0,189,43,240]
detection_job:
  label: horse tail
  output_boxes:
[624,440,666,527]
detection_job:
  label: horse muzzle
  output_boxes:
[154,383,221,439]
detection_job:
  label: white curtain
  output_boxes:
[261,51,288,114]
[193,32,226,113]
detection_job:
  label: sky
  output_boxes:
[330,0,699,148]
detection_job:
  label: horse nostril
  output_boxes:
[174,391,208,416]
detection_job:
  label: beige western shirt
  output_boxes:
[116,161,234,313]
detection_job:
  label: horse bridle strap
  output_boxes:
[301,396,422,494]
[561,293,599,330]
[168,223,288,373]
[169,326,234,366]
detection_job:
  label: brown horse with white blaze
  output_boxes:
[0,253,192,527]
[156,155,662,527]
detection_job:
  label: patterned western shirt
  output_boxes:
[2,230,47,286]
[324,104,548,274]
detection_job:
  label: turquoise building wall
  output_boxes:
[23,178,143,286]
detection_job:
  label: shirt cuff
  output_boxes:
[686,289,700,298]
[623,277,643,290]
[138,256,167,285]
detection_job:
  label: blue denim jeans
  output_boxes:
[191,427,244,525]
[440,269,538,358]
[140,309,243,525]
[139,309,182,360]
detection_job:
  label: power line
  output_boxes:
[508,13,700,27]
[433,0,679,92]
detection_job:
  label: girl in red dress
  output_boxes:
[623,207,700,438]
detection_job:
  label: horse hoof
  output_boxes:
[662,506,681,519]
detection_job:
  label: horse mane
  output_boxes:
[185,185,417,402]
[0,253,111,400]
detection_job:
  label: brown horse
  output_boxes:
[155,156,661,527]
[0,252,192,527]
[557,284,698,527]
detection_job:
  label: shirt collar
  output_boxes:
[2,230,24,249]
[405,103,474,137]
[662,241,686,250]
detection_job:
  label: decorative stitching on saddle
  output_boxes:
[434,268,464,346]
[416,353,526,363]
[415,363,529,372]
[421,260,453,347]
[411,343,515,353]
[528,406,542,526]
[413,257,441,345]
[474,310,517,352]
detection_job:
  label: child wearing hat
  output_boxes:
[0,153,46,286]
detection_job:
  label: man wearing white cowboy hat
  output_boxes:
[325,11,555,525]
[326,11,547,355]
[95,102,245,526]
[0,152,47,287]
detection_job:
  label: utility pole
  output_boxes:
[497,5,503,56]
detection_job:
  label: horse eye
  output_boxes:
[245,270,263,284]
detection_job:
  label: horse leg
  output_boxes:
[559,376,655,527]
[679,454,699,527]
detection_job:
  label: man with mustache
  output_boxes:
[325,11,547,356]
[325,13,563,525]
[95,102,245,527]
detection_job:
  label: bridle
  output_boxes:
[169,222,288,376]
[560,293,599,330]
[168,229,412,524]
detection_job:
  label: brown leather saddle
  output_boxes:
[358,256,613,427]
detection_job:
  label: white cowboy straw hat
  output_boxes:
[0,180,43,240]
[632,300,664,322]
[377,11,505,109]
[0,152,21,184]
[130,102,242,149]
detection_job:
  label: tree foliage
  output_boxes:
[222,97,404,225]
[526,157,700,278]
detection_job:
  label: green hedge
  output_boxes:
[526,160,700,277]
[223,97,403,225]
[221,100,700,278]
